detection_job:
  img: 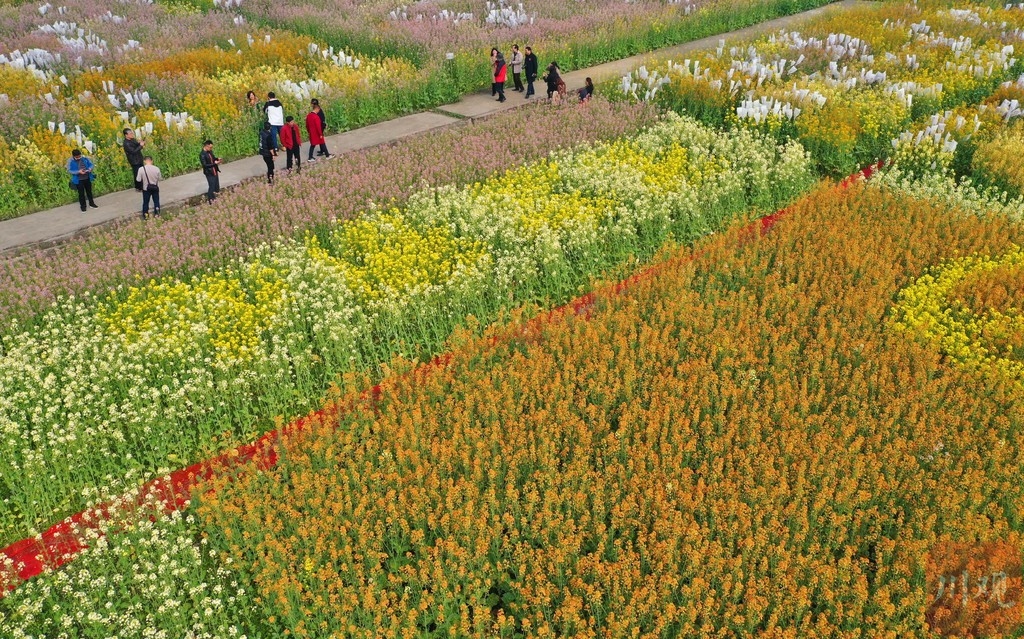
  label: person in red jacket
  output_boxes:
[306,100,331,162]
[493,49,507,103]
[280,115,303,173]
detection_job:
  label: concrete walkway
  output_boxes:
[0,0,867,255]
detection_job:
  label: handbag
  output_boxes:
[143,166,159,193]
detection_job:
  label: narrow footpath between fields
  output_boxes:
[0,0,867,255]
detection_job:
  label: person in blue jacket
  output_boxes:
[67,149,98,212]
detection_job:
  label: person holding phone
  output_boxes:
[67,149,98,212]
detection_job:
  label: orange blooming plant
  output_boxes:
[192,183,1024,637]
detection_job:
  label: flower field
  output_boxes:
[0,112,814,550]
[4,0,1024,636]
[616,0,1024,176]
[0,0,830,221]
[7,174,1024,635]
[191,181,1024,638]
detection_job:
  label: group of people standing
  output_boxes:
[248,91,332,185]
[491,45,534,101]
[68,91,331,219]
[69,58,591,221]
[490,46,594,103]
[66,126,162,218]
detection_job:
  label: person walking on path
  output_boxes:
[510,44,524,92]
[136,155,162,219]
[310,98,328,157]
[67,149,98,212]
[524,46,538,98]
[280,115,303,173]
[493,50,507,103]
[200,140,221,203]
[263,91,285,150]
[306,101,330,161]
[122,128,145,191]
[544,61,564,101]
[258,121,277,184]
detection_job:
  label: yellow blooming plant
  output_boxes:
[0,67,47,101]
[97,270,285,367]
[972,122,1024,198]
[310,213,489,305]
[893,245,1024,387]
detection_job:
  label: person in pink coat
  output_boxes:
[305,99,331,162]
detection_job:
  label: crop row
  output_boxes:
[0,0,830,219]
[615,0,1024,176]
[191,181,1024,638]
[6,175,1022,636]
[0,112,815,548]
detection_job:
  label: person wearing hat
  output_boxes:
[123,128,145,191]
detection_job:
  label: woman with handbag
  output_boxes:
[136,155,162,219]
[67,149,98,213]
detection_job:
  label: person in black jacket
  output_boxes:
[122,128,146,191]
[524,46,538,98]
[200,140,221,202]
[258,121,277,184]
[578,77,595,102]
[543,61,562,100]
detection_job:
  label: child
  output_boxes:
[280,115,303,173]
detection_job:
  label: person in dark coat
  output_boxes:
[578,77,595,102]
[200,140,221,203]
[258,121,277,184]
[524,46,538,98]
[122,128,145,191]
[543,61,562,100]
[67,149,98,212]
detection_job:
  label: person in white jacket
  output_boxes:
[263,91,285,150]
[510,44,525,92]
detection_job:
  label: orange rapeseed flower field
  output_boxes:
[199,183,1024,638]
